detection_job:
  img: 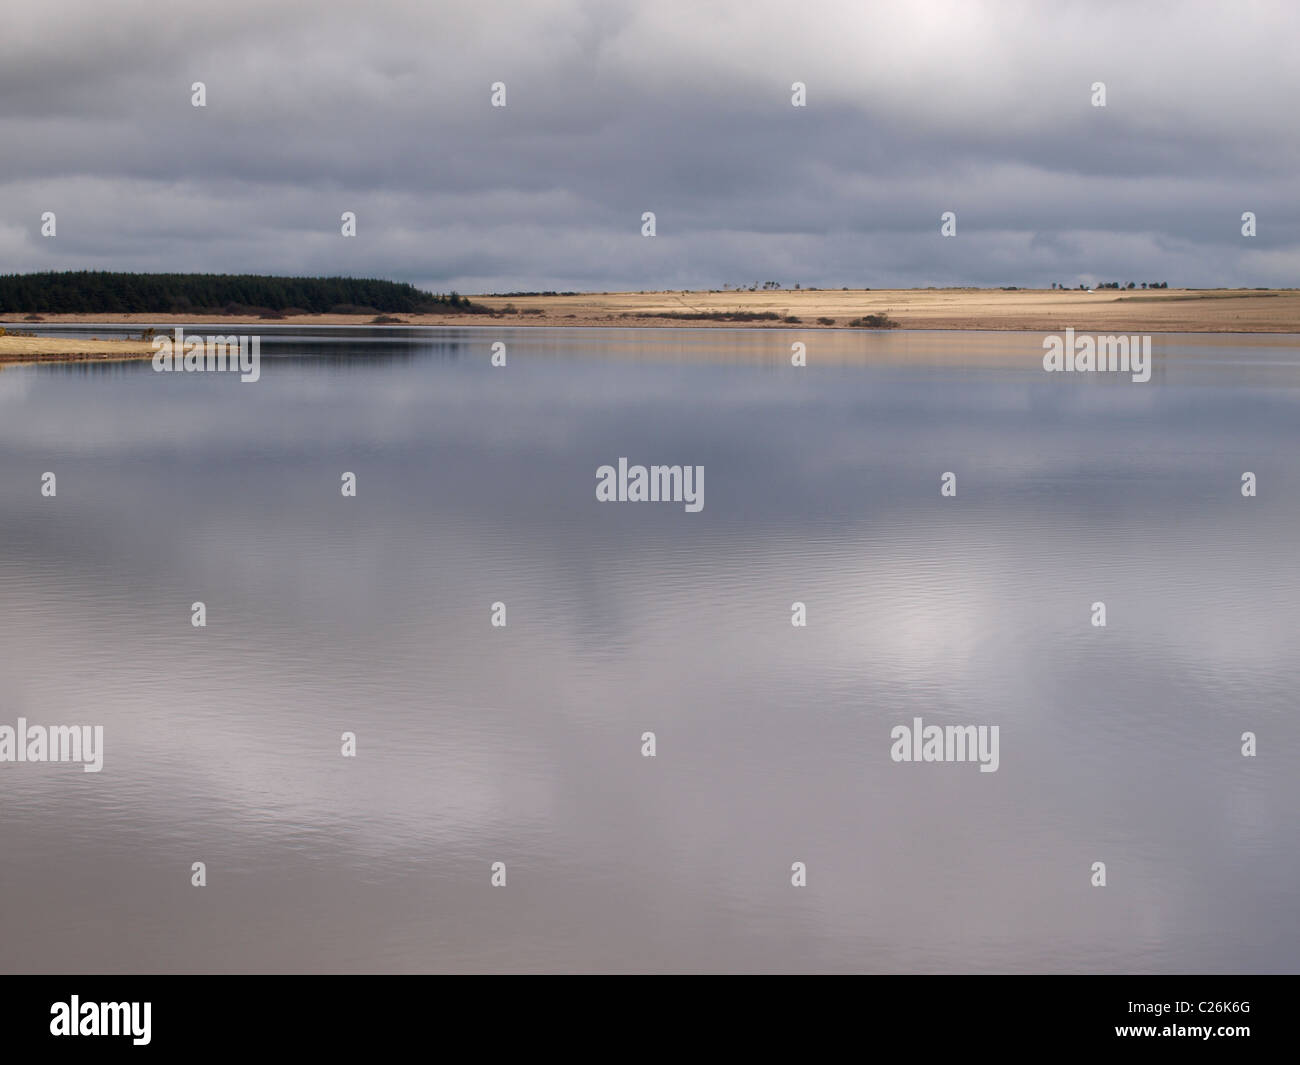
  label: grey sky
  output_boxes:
[2,0,1297,293]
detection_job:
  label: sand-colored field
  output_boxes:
[467,287,1300,333]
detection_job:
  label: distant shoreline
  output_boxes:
[3,287,1299,363]
[9,287,1300,330]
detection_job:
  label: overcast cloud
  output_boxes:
[2,0,1297,292]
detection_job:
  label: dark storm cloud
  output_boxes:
[2,0,1297,291]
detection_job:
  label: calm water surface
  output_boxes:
[1,327,1297,973]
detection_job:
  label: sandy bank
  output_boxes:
[0,334,158,364]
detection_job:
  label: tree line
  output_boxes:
[0,272,483,314]
[1050,281,1169,290]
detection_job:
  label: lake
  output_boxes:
[1,326,1298,973]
